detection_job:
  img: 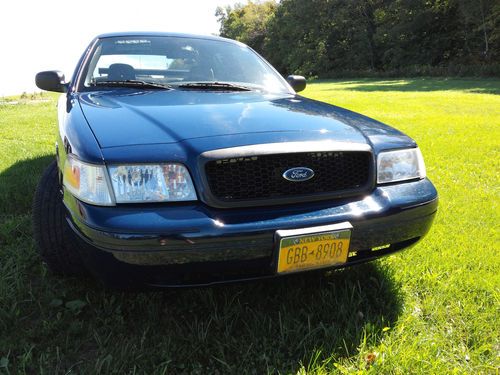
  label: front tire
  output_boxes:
[32,160,87,276]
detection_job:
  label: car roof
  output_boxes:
[95,31,241,45]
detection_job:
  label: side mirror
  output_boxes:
[286,75,306,93]
[35,70,68,93]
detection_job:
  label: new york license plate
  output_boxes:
[276,223,352,274]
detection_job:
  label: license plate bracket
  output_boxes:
[275,222,352,274]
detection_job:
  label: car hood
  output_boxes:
[78,89,413,151]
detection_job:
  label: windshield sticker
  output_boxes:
[115,39,151,45]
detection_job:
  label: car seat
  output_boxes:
[108,63,136,81]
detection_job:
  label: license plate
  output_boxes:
[276,223,352,274]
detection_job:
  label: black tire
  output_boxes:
[32,160,87,276]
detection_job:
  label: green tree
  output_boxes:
[215,1,278,54]
[216,0,499,77]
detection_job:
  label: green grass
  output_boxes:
[0,78,499,374]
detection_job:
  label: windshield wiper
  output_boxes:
[91,80,172,90]
[177,82,253,91]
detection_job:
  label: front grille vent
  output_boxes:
[205,151,371,203]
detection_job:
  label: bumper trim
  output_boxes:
[64,178,437,287]
[68,197,436,267]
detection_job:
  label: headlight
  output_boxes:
[108,164,197,203]
[377,148,426,184]
[63,156,113,205]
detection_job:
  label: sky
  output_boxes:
[0,0,240,96]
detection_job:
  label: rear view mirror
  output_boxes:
[286,75,306,93]
[35,71,68,93]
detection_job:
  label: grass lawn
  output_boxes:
[0,78,499,374]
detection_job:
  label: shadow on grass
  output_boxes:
[1,156,403,374]
[31,263,402,374]
[313,78,500,95]
[157,264,402,373]
[0,154,55,218]
[0,155,55,246]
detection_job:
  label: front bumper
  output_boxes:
[65,179,438,287]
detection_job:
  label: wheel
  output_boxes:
[32,159,87,275]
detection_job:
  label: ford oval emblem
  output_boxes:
[282,167,315,182]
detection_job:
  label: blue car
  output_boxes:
[33,32,438,288]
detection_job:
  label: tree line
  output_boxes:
[216,0,499,77]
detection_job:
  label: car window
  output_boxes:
[90,54,197,83]
[210,46,285,92]
[94,55,166,74]
[81,36,290,93]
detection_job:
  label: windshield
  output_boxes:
[80,36,291,94]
